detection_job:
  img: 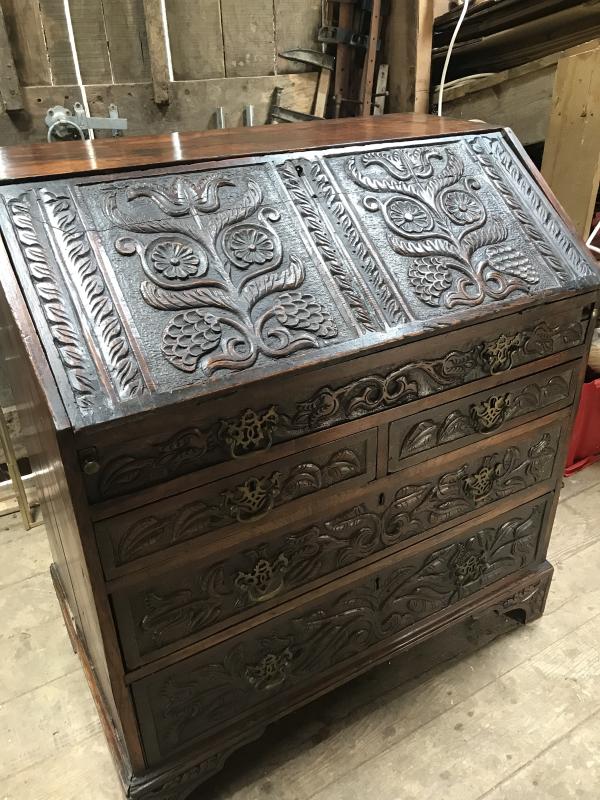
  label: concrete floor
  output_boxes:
[1,464,600,800]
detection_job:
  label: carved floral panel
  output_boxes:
[0,131,595,426]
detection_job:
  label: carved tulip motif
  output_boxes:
[104,175,337,376]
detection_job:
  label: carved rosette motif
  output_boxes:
[132,432,556,651]
[399,371,572,458]
[157,503,543,747]
[103,175,338,376]
[346,146,542,309]
[6,193,98,410]
[40,189,146,398]
[115,446,364,565]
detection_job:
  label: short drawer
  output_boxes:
[112,414,564,668]
[79,294,592,506]
[132,495,551,765]
[388,362,578,472]
[96,428,377,578]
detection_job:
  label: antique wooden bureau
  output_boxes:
[0,114,598,799]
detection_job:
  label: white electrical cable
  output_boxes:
[437,0,471,116]
[62,0,94,139]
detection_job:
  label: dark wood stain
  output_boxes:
[0,115,598,800]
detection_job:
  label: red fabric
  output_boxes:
[565,377,600,475]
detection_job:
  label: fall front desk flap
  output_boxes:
[0,130,598,430]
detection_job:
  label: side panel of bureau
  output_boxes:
[112,413,566,669]
[132,495,553,765]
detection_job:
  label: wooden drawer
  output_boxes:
[388,362,578,472]
[96,428,377,578]
[132,495,552,765]
[79,295,592,508]
[112,414,564,668]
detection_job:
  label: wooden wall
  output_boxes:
[0,0,322,144]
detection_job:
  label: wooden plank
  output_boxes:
[37,0,76,85]
[385,0,417,112]
[221,0,275,78]
[439,41,600,144]
[373,63,389,115]
[542,45,600,237]
[142,0,170,104]
[102,0,150,83]
[165,0,224,80]
[0,3,22,108]
[0,0,51,86]
[274,0,321,74]
[0,73,320,144]
[68,0,112,84]
[313,69,331,117]
[360,0,382,116]
[414,0,434,113]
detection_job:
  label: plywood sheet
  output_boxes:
[166,0,225,80]
[221,0,275,77]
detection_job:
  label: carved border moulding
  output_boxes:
[40,189,147,399]
[113,445,366,566]
[346,144,546,312]
[399,369,573,458]
[132,432,557,652]
[5,192,100,412]
[278,159,398,331]
[94,315,583,499]
[153,502,544,750]
[307,158,409,325]
[468,135,597,284]
[102,173,339,378]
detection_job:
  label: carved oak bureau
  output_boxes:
[0,115,598,799]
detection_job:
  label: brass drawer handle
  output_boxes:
[469,393,511,433]
[235,554,289,604]
[222,472,282,522]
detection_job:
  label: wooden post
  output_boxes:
[360,0,382,116]
[143,0,170,105]
[386,0,434,113]
[542,43,600,237]
[0,4,23,111]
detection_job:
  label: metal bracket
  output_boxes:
[318,26,381,50]
[45,102,128,141]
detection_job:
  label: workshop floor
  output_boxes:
[1,464,600,800]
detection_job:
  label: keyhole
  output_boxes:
[378,493,385,506]
[295,164,304,177]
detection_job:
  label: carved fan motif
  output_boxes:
[347,146,540,309]
[103,175,337,376]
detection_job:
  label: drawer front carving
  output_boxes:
[96,429,377,577]
[133,497,549,764]
[82,300,589,503]
[113,421,562,667]
[389,364,577,471]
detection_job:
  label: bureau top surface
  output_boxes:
[0,114,598,431]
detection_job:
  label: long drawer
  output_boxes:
[113,414,565,668]
[79,294,592,506]
[132,495,552,765]
[96,428,377,578]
